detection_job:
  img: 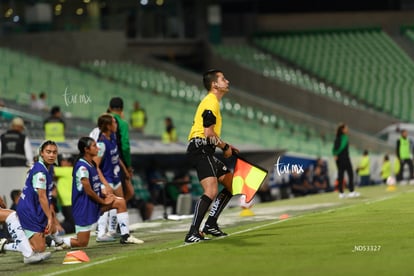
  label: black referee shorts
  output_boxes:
[187,138,230,181]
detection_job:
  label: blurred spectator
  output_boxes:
[380,154,392,184]
[29,93,37,110]
[31,92,48,111]
[44,106,65,142]
[53,153,75,234]
[0,117,33,167]
[166,171,191,214]
[128,177,154,221]
[162,117,177,143]
[145,161,166,204]
[130,101,147,133]
[9,189,21,211]
[312,165,332,192]
[356,150,371,186]
[315,158,330,187]
[396,129,414,183]
[289,169,316,197]
[128,196,154,221]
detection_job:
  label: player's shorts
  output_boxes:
[109,181,122,191]
[75,224,93,233]
[101,181,122,191]
[187,138,230,181]
[23,229,36,239]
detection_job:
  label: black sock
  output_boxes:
[189,195,212,234]
[205,188,232,226]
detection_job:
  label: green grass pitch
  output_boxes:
[2,185,414,276]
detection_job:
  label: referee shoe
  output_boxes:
[184,232,210,244]
[202,224,228,237]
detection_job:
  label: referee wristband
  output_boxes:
[222,143,230,151]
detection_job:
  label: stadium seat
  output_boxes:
[253,29,414,122]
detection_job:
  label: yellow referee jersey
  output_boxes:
[188,93,222,140]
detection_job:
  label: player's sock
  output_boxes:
[97,211,109,237]
[63,237,72,247]
[5,212,33,257]
[116,212,129,236]
[51,232,63,244]
[108,209,118,234]
[205,188,232,226]
[189,194,212,234]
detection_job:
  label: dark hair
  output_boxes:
[203,69,222,91]
[77,137,95,154]
[97,113,114,132]
[165,117,173,124]
[10,189,21,201]
[165,117,174,133]
[39,140,57,154]
[74,137,95,165]
[335,123,346,137]
[73,137,96,176]
[36,140,57,166]
[50,106,61,116]
[109,97,124,110]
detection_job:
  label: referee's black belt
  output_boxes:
[189,137,212,146]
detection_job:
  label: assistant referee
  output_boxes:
[184,69,239,244]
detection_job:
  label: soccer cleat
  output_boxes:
[348,191,360,198]
[184,232,210,244]
[55,241,71,251]
[40,251,52,261]
[120,234,144,244]
[339,193,346,199]
[0,238,7,253]
[202,224,228,237]
[23,251,51,264]
[96,233,116,242]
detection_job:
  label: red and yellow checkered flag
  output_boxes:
[232,157,268,203]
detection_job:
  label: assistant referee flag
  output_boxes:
[232,157,268,203]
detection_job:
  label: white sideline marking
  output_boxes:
[41,192,406,276]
